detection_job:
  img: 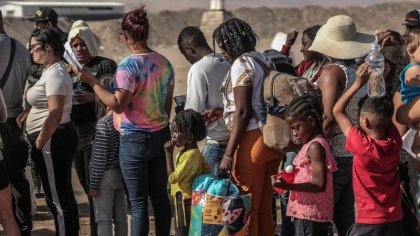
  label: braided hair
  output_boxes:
[285,94,323,129]
[174,109,207,144]
[212,18,258,61]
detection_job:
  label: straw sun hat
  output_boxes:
[309,15,376,60]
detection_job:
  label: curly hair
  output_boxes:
[212,18,258,61]
[121,5,149,43]
[173,109,207,144]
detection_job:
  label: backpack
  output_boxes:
[248,51,320,153]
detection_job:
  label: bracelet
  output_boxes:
[223,155,233,161]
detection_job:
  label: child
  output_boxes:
[333,62,403,235]
[272,94,337,236]
[164,109,211,236]
[400,30,420,155]
[89,75,128,236]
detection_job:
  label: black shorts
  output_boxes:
[346,220,403,236]
[0,159,10,190]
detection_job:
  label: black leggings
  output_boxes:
[29,122,80,236]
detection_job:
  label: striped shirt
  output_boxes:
[89,115,120,191]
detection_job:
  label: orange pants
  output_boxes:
[232,129,283,236]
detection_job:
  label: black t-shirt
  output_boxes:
[70,56,117,125]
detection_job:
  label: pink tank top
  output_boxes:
[287,137,337,222]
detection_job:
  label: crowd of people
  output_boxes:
[1,4,420,236]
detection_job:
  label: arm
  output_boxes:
[165,81,175,119]
[35,95,64,149]
[164,141,175,176]
[317,66,346,137]
[403,66,420,86]
[333,63,370,137]
[0,90,7,123]
[78,70,132,114]
[273,141,327,192]
[219,86,252,172]
[89,121,110,196]
[184,69,208,113]
[396,97,420,125]
[392,91,408,136]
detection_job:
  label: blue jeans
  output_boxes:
[119,127,172,236]
[202,143,226,176]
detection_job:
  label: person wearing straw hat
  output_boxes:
[68,19,117,236]
[308,15,375,236]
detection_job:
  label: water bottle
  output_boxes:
[366,43,386,97]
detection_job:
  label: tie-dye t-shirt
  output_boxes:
[112,52,174,134]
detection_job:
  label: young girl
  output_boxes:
[400,31,420,155]
[272,95,337,235]
[164,109,211,236]
[89,75,128,236]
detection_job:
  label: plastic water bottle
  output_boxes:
[366,43,386,97]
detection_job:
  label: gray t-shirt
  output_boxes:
[0,34,31,118]
[26,62,73,134]
[0,89,6,161]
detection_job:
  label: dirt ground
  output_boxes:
[2,1,413,234]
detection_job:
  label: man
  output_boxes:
[68,20,117,236]
[0,10,32,236]
[403,9,420,33]
[177,26,230,176]
[27,7,68,43]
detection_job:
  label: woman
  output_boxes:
[308,15,375,236]
[214,18,282,236]
[0,89,20,236]
[78,6,174,236]
[24,28,79,235]
[282,25,329,82]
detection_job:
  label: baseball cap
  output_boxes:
[403,9,420,27]
[27,7,58,24]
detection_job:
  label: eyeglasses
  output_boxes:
[29,43,42,51]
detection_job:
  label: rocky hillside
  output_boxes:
[3,2,418,60]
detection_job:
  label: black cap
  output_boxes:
[27,7,58,25]
[403,9,420,27]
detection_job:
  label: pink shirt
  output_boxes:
[287,137,337,222]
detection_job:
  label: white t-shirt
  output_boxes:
[26,62,73,134]
[184,53,230,141]
[222,51,266,131]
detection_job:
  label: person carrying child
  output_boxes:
[272,94,337,236]
[89,75,128,236]
[398,30,420,156]
[333,62,403,235]
[164,109,211,236]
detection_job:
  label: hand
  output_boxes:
[16,108,30,128]
[89,189,98,198]
[202,108,224,124]
[73,91,96,104]
[271,175,290,189]
[355,62,370,86]
[218,155,233,178]
[35,137,44,149]
[76,68,96,84]
[164,141,175,154]
[285,31,298,47]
